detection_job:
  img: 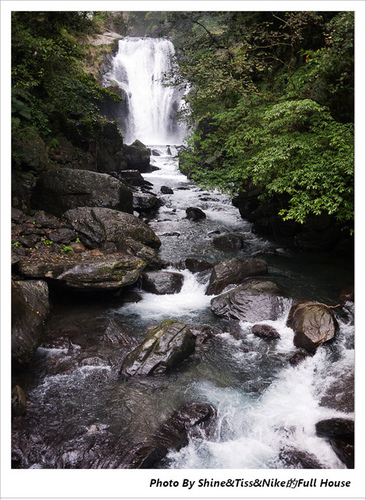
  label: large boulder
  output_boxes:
[122,402,217,468]
[117,170,153,189]
[286,300,338,353]
[18,253,147,291]
[32,167,133,217]
[123,140,151,173]
[64,207,160,249]
[63,119,125,173]
[119,319,196,377]
[63,207,161,268]
[142,271,184,295]
[48,401,216,469]
[211,279,286,322]
[12,280,50,369]
[315,418,354,468]
[206,257,268,295]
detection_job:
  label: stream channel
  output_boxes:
[11,37,355,470]
[12,147,354,469]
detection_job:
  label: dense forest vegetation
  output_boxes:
[11,10,354,235]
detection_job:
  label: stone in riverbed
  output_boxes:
[252,323,280,340]
[279,446,325,469]
[186,207,206,221]
[12,280,50,369]
[12,385,27,417]
[133,192,162,214]
[121,401,217,468]
[119,319,196,377]
[206,257,267,295]
[286,300,338,353]
[211,279,286,323]
[123,140,151,173]
[315,418,354,468]
[141,271,184,295]
[212,233,244,250]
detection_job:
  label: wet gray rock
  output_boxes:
[123,139,151,172]
[12,280,50,369]
[315,418,354,468]
[120,319,196,377]
[252,323,280,340]
[206,257,268,295]
[286,300,338,353]
[212,233,244,250]
[186,207,206,221]
[185,258,213,273]
[289,349,314,365]
[32,167,133,217]
[142,271,184,295]
[122,401,217,468]
[211,279,286,322]
[279,446,325,469]
[133,192,162,214]
[64,207,161,250]
[18,253,147,291]
[161,185,174,194]
[117,170,153,188]
[319,371,354,413]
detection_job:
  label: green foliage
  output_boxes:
[60,245,74,254]
[171,11,354,231]
[11,11,116,147]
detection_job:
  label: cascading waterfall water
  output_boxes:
[104,37,187,145]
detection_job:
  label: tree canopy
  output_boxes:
[11,11,119,145]
[163,11,354,231]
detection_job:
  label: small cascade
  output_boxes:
[104,37,187,145]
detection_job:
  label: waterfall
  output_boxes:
[105,37,187,145]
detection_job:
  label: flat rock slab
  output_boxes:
[18,253,147,290]
[211,279,286,322]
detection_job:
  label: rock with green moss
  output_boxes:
[63,206,161,250]
[120,319,196,377]
[18,253,147,290]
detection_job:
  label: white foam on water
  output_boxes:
[166,319,353,469]
[119,269,212,322]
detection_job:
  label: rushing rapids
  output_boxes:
[11,148,354,469]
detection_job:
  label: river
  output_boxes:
[11,147,354,469]
[11,36,354,470]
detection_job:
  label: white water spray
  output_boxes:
[105,37,187,145]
